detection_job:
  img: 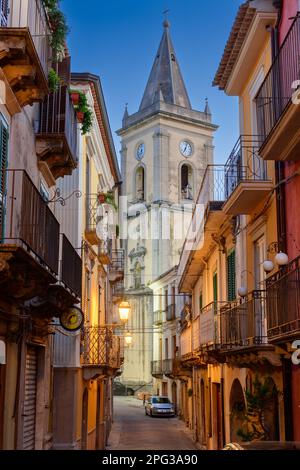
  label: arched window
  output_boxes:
[134,262,142,289]
[181,164,193,200]
[136,167,145,201]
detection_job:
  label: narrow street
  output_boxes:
[107,397,199,451]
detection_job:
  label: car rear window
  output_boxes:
[152,397,170,404]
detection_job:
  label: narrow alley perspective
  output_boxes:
[107,397,198,451]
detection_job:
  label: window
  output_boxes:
[165,338,169,360]
[199,292,203,312]
[136,166,145,201]
[227,250,236,301]
[181,164,193,200]
[213,272,218,303]
[40,181,49,202]
[0,115,9,239]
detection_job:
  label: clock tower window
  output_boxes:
[135,166,145,201]
[181,164,193,200]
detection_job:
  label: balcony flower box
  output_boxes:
[76,111,84,123]
[70,91,80,106]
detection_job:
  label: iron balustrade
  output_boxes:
[197,164,226,211]
[166,304,175,321]
[151,360,163,376]
[199,301,229,348]
[153,309,164,325]
[224,135,268,199]
[82,326,118,367]
[0,169,59,274]
[110,249,124,274]
[220,290,267,349]
[266,256,300,339]
[162,358,173,375]
[39,85,78,162]
[86,197,99,232]
[60,234,82,298]
[6,0,51,76]
[256,16,300,144]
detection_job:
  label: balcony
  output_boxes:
[98,238,112,265]
[36,85,78,184]
[0,169,59,300]
[111,280,124,303]
[59,234,82,300]
[162,359,174,377]
[197,301,228,351]
[222,136,273,215]
[82,326,122,380]
[166,304,175,322]
[178,165,227,292]
[266,256,300,342]
[256,16,300,161]
[153,309,163,326]
[0,0,50,113]
[151,360,163,378]
[108,249,124,283]
[219,291,278,367]
[85,197,100,245]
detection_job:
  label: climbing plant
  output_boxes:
[42,0,69,61]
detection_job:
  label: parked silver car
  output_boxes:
[145,396,175,417]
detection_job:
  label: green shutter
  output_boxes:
[0,117,9,239]
[213,272,218,303]
[227,250,236,301]
[199,292,203,312]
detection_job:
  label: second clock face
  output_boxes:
[136,143,145,161]
[180,141,193,158]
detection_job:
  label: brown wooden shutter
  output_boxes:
[0,117,9,238]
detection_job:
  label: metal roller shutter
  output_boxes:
[23,346,37,450]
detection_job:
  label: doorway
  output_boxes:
[81,388,89,450]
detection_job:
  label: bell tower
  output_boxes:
[117,21,218,389]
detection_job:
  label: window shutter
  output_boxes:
[213,272,218,303]
[0,118,8,238]
[227,250,236,301]
[0,0,9,27]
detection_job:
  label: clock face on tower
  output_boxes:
[180,140,193,158]
[136,143,145,161]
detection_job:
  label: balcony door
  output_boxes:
[254,236,267,340]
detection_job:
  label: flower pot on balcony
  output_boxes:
[77,111,84,123]
[70,92,80,106]
[98,193,106,204]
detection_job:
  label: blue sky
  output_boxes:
[61,0,242,164]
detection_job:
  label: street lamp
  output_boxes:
[124,331,133,346]
[118,301,131,323]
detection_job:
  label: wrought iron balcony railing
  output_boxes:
[197,301,229,350]
[38,85,78,176]
[4,0,51,76]
[153,309,164,325]
[111,280,124,299]
[60,234,82,298]
[266,256,300,340]
[225,135,268,197]
[151,360,163,377]
[109,249,124,278]
[220,290,267,350]
[0,169,59,274]
[166,304,176,321]
[197,164,226,211]
[256,16,300,145]
[82,326,121,369]
[162,359,173,376]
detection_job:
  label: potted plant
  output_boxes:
[48,68,60,93]
[97,191,117,210]
[69,89,80,106]
[42,0,69,61]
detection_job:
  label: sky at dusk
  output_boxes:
[61,0,242,164]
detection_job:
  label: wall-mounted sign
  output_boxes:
[60,307,84,332]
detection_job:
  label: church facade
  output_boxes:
[117,20,218,389]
